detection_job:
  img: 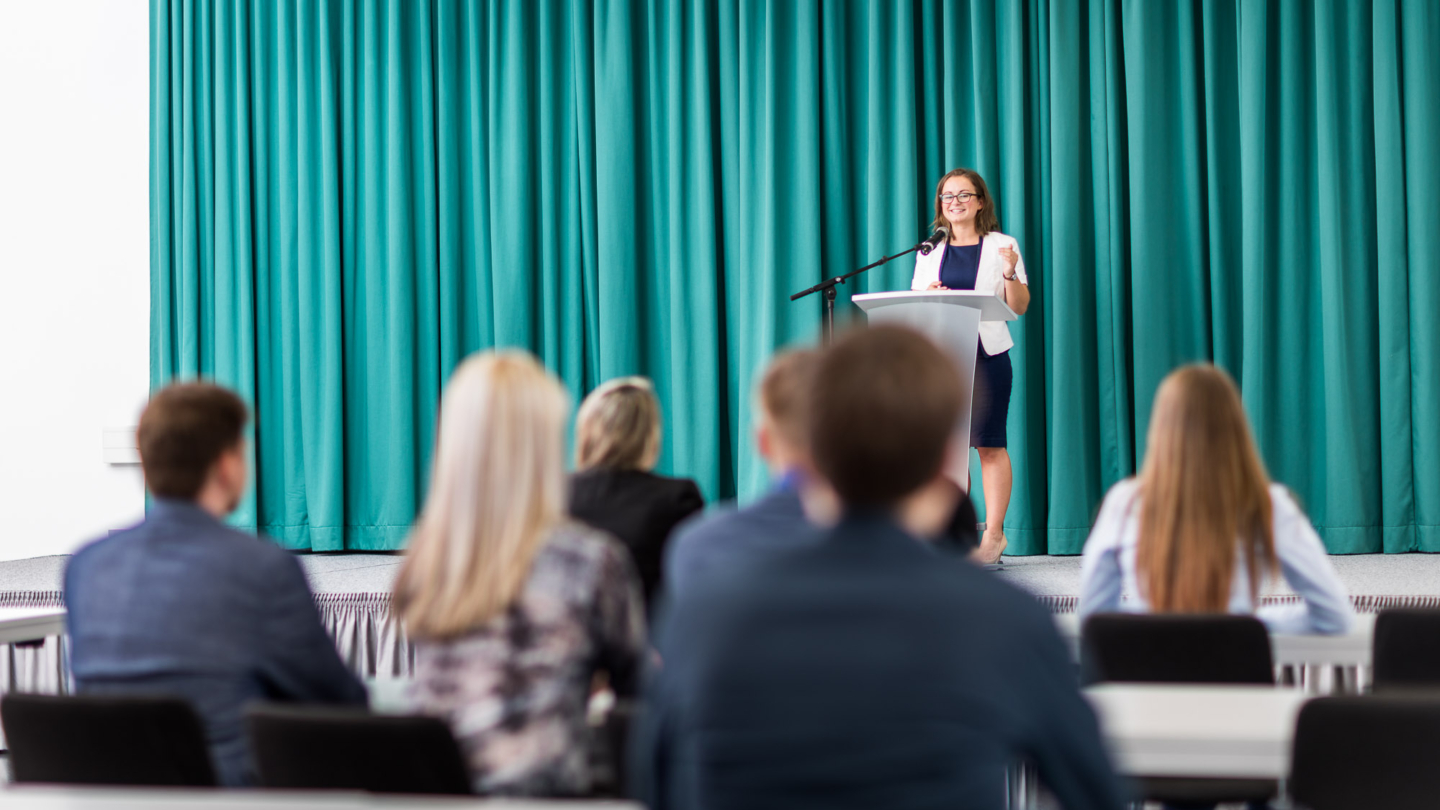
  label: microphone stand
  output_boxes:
[790,240,933,344]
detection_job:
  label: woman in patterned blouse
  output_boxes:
[393,350,646,796]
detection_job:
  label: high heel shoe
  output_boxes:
[977,530,1007,565]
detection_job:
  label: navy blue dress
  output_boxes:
[939,237,1013,448]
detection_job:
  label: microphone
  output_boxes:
[918,226,949,255]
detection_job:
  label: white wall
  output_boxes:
[0,0,150,561]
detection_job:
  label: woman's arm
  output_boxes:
[999,241,1030,315]
[1259,488,1354,635]
[1077,482,1137,618]
[1004,275,1030,315]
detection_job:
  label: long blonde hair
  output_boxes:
[394,351,569,639]
[1135,364,1278,613]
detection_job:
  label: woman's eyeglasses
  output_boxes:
[940,192,979,205]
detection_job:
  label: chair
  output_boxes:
[0,693,216,786]
[1290,694,1440,810]
[1371,608,1440,690]
[1081,613,1276,806]
[1081,613,1275,685]
[246,704,472,794]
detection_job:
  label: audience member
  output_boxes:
[1078,363,1352,634]
[65,383,367,787]
[568,376,703,613]
[666,347,979,597]
[634,326,1126,810]
[664,349,823,598]
[394,351,645,797]
[901,474,982,556]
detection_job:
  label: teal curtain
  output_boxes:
[153,0,1440,553]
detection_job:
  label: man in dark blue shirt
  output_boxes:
[664,349,823,598]
[634,326,1126,810]
[66,383,367,786]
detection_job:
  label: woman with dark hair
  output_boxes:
[910,168,1029,563]
[1077,364,1352,634]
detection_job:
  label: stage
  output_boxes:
[2,551,1438,694]
[993,553,1440,614]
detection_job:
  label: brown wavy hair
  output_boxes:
[930,168,1000,238]
[1135,364,1278,613]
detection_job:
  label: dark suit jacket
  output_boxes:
[569,468,704,612]
[65,499,368,786]
[667,485,979,598]
[664,487,819,599]
[938,487,981,555]
[634,513,1127,810]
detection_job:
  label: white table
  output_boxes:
[0,607,67,645]
[1269,613,1374,669]
[0,786,641,809]
[1052,613,1374,670]
[366,678,411,714]
[1085,684,1311,779]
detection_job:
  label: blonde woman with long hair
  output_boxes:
[1078,364,1352,634]
[394,351,644,796]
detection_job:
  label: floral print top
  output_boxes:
[407,521,645,796]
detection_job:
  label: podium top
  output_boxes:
[851,290,1017,322]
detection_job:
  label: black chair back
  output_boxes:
[1081,614,1277,805]
[588,700,635,797]
[0,693,217,786]
[1081,613,1274,684]
[1372,608,1440,690]
[246,705,472,794]
[1291,694,1440,810]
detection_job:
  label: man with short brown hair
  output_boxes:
[133,383,251,508]
[635,326,1125,810]
[66,382,366,786]
[663,348,824,597]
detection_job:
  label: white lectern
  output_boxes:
[851,290,1016,485]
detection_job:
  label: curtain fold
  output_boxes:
[153,0,1440,553]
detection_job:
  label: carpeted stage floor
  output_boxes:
[4,551,1440,612]
[996,552,1440,612]
[1,550,1437,691]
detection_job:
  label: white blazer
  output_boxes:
[909,231,1028,355]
